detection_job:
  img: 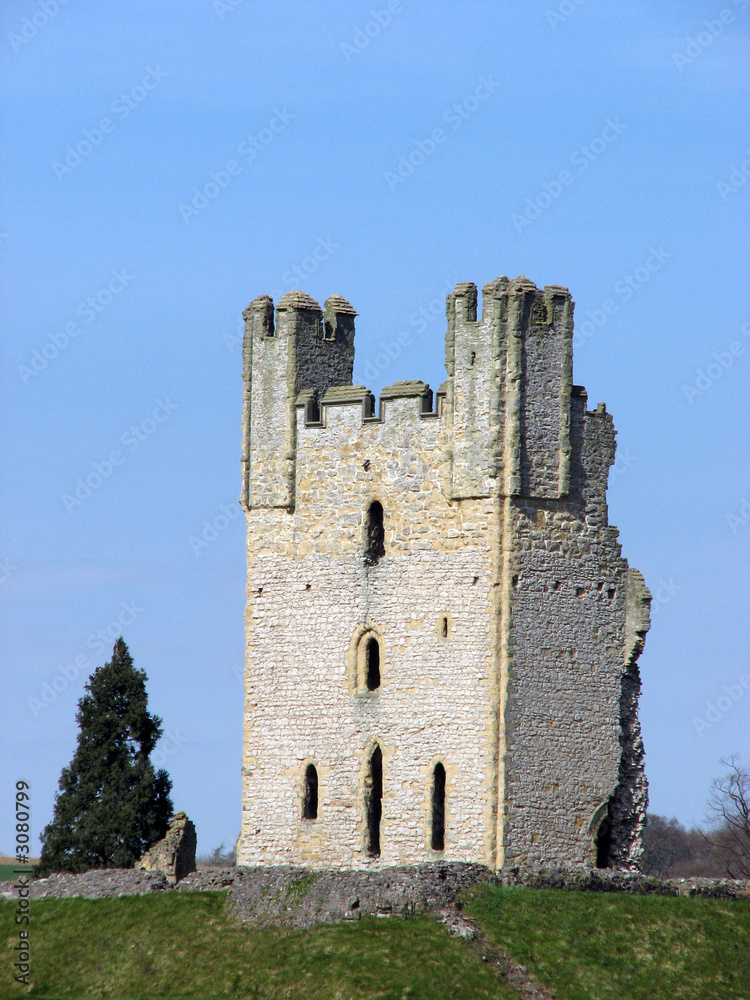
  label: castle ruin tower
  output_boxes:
[238,277,651,873]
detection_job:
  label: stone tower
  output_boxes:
[238,277,651,873]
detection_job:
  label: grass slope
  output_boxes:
[2,886,749,999]
[0,891,513,999]
[466,884,750,1000]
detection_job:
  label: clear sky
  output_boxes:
[1,0,748,858]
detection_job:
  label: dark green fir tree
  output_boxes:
[38,638,173,875]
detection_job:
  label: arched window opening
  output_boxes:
[303,764,318,820]
[366,637,380,691]
[364,746,383,857]
[431,763,446,851]
[364,501,385,566]
[595,816,612,868]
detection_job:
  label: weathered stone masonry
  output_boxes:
[238,275,651,873]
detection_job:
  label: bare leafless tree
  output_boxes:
[641,814,725,878]
[704,755,750,879]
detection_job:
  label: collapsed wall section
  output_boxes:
[499,399,650,872]
[596,568,651,869]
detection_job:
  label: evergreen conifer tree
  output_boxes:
[38,638,173,874]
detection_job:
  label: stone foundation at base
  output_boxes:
[227,863,492,926]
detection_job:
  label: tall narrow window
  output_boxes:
[596,815,612,868]
[303,764,318,820]
[431,763,446,851]
[364,746,383,857]
[364,501,385,566]
[366,637,380,691]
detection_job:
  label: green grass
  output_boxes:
[465,883,750,1000]
[0,891,513,999]
[4,886,749,1000]
[0,858,36,883]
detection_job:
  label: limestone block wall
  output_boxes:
[239,394,500,868]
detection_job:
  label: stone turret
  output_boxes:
[241,291,356,511]
[445,276,573,500]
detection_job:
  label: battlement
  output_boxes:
[241,276,613,511]
[446,274,572,335]
[296,380,440,427]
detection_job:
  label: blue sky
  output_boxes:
[1,0,748,857]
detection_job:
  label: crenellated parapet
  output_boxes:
[240,279,613,514]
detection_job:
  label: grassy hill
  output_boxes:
[465,884,750,1000]
[1,885,748,999]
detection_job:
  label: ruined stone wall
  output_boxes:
[501,495,629,869]
[239,276,650,872]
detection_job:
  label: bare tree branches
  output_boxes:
[704,755,750,879]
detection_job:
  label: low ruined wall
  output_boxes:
[1,869,169,900]
[501,865,750,899]
[2,864,748,917]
